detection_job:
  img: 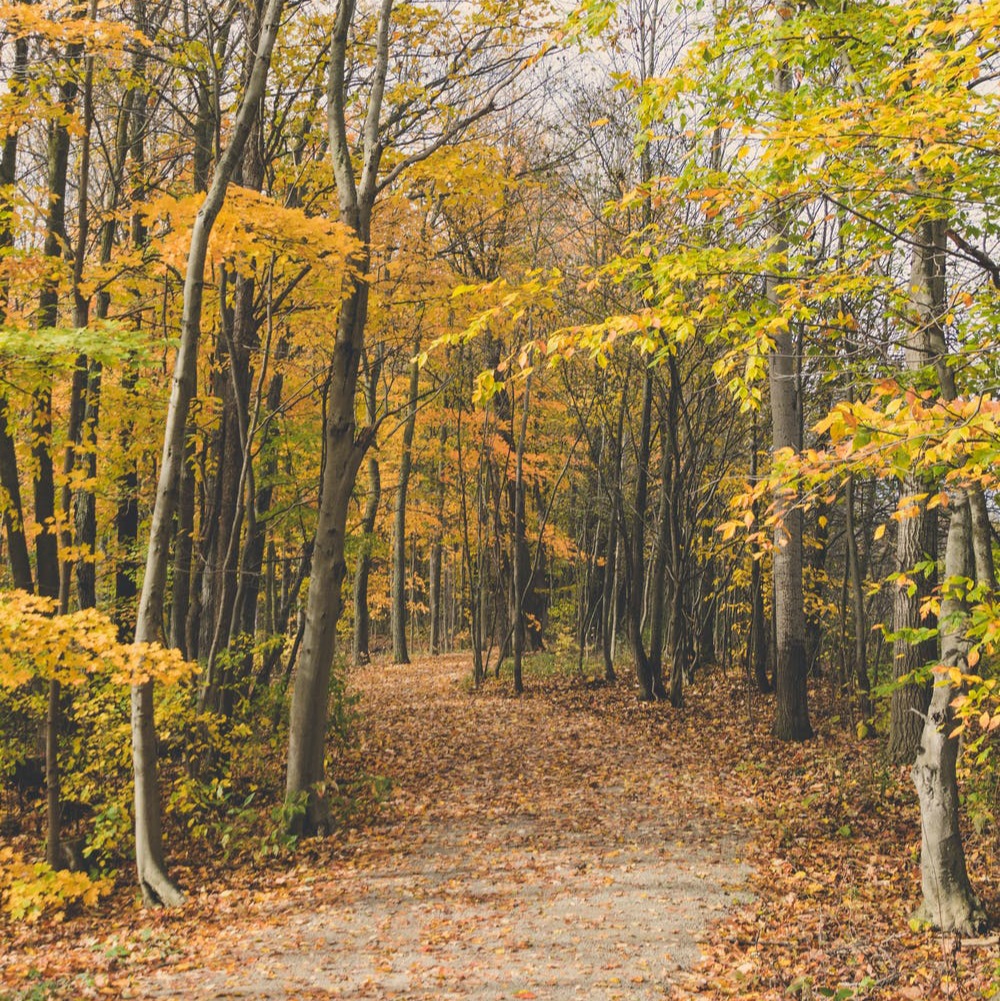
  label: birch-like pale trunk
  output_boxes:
[912,491,984,933]
[130,0,285,905]
[906,217,994,931]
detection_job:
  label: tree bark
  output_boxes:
[286,0,387,833]
[512,365,532,694]
[889,218,947,762]
[392,344,420,665]
[38,28,85,871]
[353,345,382,666]
[844,473,872,722]
[766,11,811,741]
[428,425,446,655]
[628,368,657,700]
[746,418,770,692]
[130,0,285,905]
[911,491,984,933]
[0,31,31,593]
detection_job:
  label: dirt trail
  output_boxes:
[136,657,749,1000]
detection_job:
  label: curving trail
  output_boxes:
[137,656,749,1000]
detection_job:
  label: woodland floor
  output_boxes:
[3,654,1000,999]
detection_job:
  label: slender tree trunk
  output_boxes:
[235,345,287,687]
[512,365,532,694]
[131,0,285,904]
[353,346,382,665]
[746,416,770,692]
[648,411,670,698]
[111,11,152,640]
[38,28,85,870]
[664,355,685,707]
[392,344,420,665]
[629,369,656,700]
[844,473,872,721]
[428,424,446,655]
[169,432,196,655]
[0,30,30,593]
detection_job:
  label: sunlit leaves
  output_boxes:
[0,592,198,690]
[0,848,110,924]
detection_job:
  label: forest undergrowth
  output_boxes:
[0,654,998,1000]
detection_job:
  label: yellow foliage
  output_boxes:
[0,592,198,690]
[0,848,110,924]
[141,187,359,287]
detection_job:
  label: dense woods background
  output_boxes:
[2,0,1000,965]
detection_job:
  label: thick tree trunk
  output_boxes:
[912,491,984,933]
[766,17,810,740]
[907,213,992,931]
[285,286,370,833]
[889,218,947,761]
[767,333,811,742]
[286,0,386,830]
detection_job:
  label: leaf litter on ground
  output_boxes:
[0,654,997,999]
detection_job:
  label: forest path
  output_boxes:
[137,656,750,1000]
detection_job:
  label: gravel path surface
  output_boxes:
[136,657,749,1000]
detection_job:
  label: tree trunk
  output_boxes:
[629,368,657,700]
[235,348,288,689]
[392,345,420,665]
[130,0,285,904]
[353,346,382,665]
[911,491,984,933]
[285,283,370,833]
[768,321,811,741]
[844,472,872,722]
[512,365,532,694]
[889,218,947,762]
[0,31,30,593]
[169,431,196,656]
[888,473,935,761]
[746,416,770,692]
[664,355,685,707]
[766,13,811,741]
[38,29,85,871]
[286,0,389,831]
